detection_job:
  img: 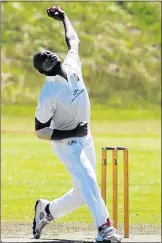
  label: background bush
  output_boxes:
[1,1,161,108]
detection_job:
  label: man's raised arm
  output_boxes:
[47,6,80,52]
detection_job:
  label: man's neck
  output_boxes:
[58,68,68,81]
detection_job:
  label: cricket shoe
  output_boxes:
[96,219,121,242]
[32,199,53,239]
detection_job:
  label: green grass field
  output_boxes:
[1,105,161,226]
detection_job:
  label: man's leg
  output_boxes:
[49,187,84,219]
[33,135,121,241]
[50,137,109,227]
[49,137,121,242]
[49,135,96,219]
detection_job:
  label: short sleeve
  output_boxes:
[35,99,55,123]
[63,49,82,74]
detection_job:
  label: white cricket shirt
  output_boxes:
[35,49,90,130]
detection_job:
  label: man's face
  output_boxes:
[33,50,61,76]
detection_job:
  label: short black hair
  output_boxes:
[33,51,47,71]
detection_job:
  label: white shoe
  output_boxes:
[96,219,121,242]
[32,199,53,239]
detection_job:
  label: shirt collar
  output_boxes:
[46,74,68,82]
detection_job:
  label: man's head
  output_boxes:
[33,50,61,76]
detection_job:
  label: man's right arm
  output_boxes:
[63,14,80,52]
[47,6,80,52]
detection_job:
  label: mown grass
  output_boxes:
[1,105,161,226]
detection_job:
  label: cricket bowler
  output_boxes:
[32,6,121,242]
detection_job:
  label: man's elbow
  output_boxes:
[35,130,43,140]
[76,38,80,44]
[35,128,52,141]
[74,38,80,45]
[67,38,80,51]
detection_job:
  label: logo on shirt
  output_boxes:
[73,89,80,96]
[73,73,79,81]
[68,140,77,145]
[71,89,84,103]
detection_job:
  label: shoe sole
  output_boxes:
[106,236,121,243]
[101,239,121,243]
[97,236,121,243]
[33,199,41,239]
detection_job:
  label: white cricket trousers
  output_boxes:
[49,131,109,228]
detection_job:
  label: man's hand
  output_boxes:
[47,5,79,51]
[75,122,88,137]
[47,5,65,21]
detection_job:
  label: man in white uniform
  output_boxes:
[32,6,121,243]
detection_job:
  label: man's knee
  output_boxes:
[73,188,84,205]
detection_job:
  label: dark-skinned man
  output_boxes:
[32,6,121,243]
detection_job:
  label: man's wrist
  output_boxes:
[62,13,66,21]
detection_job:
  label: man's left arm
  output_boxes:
[35,118,88,141]
[35,98,54,140]
[35,117,53,140]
